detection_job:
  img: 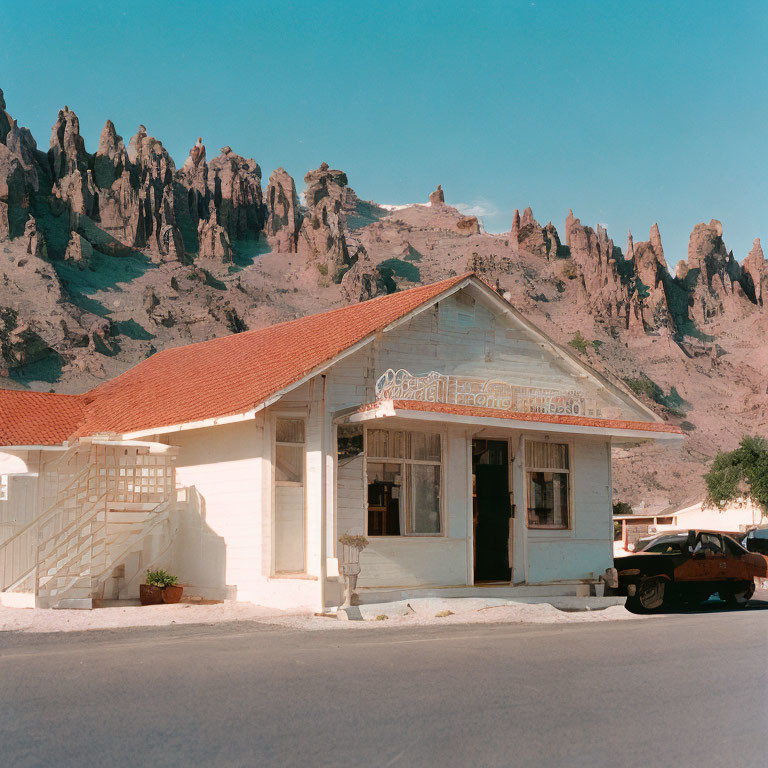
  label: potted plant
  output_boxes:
[139,569,183,606]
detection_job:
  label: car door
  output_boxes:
[721,536,751,581]
[675,533,724,581]
[707,534,729,581]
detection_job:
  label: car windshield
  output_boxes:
[638,535,688,554]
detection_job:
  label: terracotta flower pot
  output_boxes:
[162,584,183,604]
[139,584,164,606]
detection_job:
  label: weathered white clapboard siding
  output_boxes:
[335,423,470,588]
[325,293,645,419]
[526,438,613,583]
[336,455,364,538]
[357,539,467,588]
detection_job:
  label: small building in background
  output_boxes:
[614,496,766,556]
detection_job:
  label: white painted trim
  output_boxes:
[119,406,264,440]
[0,445,68,451]
[340,402,684,442]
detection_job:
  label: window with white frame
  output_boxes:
[366,429,442,536]
[275,418,305,485]
[273,417,307,574]
[525,440,571,529]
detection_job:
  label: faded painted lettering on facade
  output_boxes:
[375,369,587,416]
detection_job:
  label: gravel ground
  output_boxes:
[0,598,643,634]
[7,584,765,634]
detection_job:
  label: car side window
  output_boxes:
[694,533,724,555]
[647,540,685,554]
[723,537,745,557]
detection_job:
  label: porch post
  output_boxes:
[512,433,528,584]
[318,375,328,614]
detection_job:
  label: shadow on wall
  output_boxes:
[128,485,228,601]
[171,485,228,600]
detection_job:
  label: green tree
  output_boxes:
[613,501,632,516]
[705,435,768,513]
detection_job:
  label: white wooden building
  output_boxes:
[0,273,683,610]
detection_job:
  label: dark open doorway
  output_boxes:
[472,439,512,582]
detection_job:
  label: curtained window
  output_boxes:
[366,429,442,536]
[525,441,571,529]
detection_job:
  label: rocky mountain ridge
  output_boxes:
[1,88,766,509]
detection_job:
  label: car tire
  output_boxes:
[636,576,666,612]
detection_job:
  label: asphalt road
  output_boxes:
[1,605,767,768]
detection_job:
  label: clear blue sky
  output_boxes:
[2,0,766,265]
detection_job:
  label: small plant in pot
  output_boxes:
[140,569,183,606]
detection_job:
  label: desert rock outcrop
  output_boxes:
[564,210,626,324]
[678,220,749,323]
[511,207,559,258]
[205,146,263,241]
[429,184,445,206]
[630,225,673,330]
[456,215,480,235]
[743,238,767,306]
[0,91,39,238]
[297,162,352,276]
[197,200,232,262]
[265,167,300,252]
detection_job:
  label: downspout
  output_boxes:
[318,374,328,614]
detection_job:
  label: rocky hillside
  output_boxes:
[1,88,766,510]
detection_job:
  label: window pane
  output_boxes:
[276,445,303,483]
[412,431,441,461]
[408,464,441,534]
[527,471,569,528]
[276,418,305,444]
[367,461,402,535]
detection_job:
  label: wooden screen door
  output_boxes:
[274,417,306,573]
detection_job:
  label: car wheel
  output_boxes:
[637,576,666,611]
[723,580,755,608]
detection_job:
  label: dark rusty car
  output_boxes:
[612,530,768,611]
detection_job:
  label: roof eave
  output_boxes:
[337,401,685,443]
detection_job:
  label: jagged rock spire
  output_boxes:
[429,184,445,206]
[266,167,301,253]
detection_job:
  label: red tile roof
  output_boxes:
[362,400,685,435]
[0,274,473,445]
[0,390,85,446]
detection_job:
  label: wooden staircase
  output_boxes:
[0,440,177,608]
